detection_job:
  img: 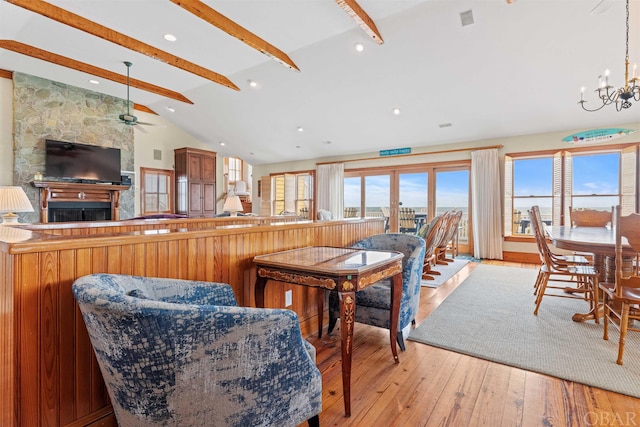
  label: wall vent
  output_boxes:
[153,149,162,160]
[460,10,474,27]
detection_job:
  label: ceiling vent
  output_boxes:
[460,10,474,27]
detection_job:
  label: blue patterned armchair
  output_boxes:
[327,234,426,350]
[72,274,322,427]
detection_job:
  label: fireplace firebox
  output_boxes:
[48,202,112,222]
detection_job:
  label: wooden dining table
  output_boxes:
[545,225,634,322]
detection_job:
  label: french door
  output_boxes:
[344,162,471,253]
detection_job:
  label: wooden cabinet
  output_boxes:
[175,148,217,217]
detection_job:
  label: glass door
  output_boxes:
[398,172,428,232]
[435,168,471,253]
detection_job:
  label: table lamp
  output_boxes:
[0,186,34,224]
[223,195,243,216]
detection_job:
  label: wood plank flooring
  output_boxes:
[304,261,640,427]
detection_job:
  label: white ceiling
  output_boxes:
[1,0,639,165]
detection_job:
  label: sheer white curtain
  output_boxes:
[316,163,344,220]
[471,148,503,259]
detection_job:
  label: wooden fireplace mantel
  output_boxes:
[31,181,131,223]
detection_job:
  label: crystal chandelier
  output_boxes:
[579,0,639,111]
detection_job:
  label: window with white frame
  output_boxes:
[504,145,638,237]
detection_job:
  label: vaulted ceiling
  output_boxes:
[1,0,639,165]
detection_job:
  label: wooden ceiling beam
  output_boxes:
[5,0,239,91]
[134,104,157,115]
[335,0,384,45]
[170,0,300,71]
[0,40,194,104]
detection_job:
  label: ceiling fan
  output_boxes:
[119,61,155,128]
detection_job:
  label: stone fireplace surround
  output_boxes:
[12,72,134,223]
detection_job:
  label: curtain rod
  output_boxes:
[315,144,504,166]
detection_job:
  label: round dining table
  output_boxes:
[545,225,633,322]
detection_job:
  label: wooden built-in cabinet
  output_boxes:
[174,148,216,217]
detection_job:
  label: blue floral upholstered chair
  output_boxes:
[72,274,322,427]
[327,234,426,351]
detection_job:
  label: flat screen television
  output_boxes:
[45,140,122,184]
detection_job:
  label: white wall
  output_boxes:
[131,110,222,215]
[0,77,13,185]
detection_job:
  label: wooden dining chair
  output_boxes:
[529,206,599,319]
[435,210,463,265]
[600,205,640,365]
[421,214,448,280]
[569,207,613,227]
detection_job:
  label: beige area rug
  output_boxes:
[421,258,470,288]
[409,264,640,398]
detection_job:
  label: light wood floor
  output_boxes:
[304,260,640,427]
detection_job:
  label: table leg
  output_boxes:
[389,272,401,363]
[339,291,355,417]
[254,275,267,308]
[317,289,324,338]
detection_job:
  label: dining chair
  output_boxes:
[600,205,640,365]
[399,207,418,234]
[530,206,599,319]
[326,233,426,351]
[435,210,463,265]
[419,214,448,280]
[569,206,613,227]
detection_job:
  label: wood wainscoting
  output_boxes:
[0,218,384,427]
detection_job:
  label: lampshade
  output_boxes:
[223,195,243,216]
[0,186,34,224]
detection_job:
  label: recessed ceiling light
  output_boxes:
[392,108,401,115]
[354,42,365,52]
[89,79,99,85]
[166,106,175,113]
[439,123,453,128]
[297,126,304,132]
[164,34,177,42]
[219,142,225,146]
[248,80,257,88]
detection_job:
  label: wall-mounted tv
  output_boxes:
[45,140,121,183]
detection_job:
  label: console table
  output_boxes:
[32,181,131,223]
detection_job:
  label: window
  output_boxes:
[270,172,314,216]
[225,157,243,183]
[140,168,174,214]
[505,145,638,237]
[511,157,553,235]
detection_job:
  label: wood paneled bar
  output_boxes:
[0,217,384,427]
